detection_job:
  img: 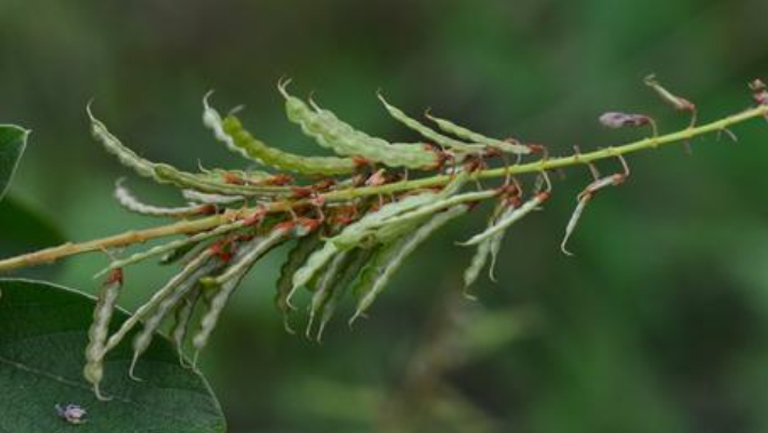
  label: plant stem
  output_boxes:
[1,104,766,274]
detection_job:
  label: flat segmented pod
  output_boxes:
[275,231,323,332]
[96,219,247,278]
[425,112,531,155]
[315,248,374,340]
[366,189,498,232]
[289,241,340,305]
[279,84,439,169]
[463,200,508,291]
[171,288,202,367]
[192,231,286,359]
[83,269,123,401]
[202,95,358,176]
[104,248,218,353]
[127,257,222,380]
[306,250,351,338]
[88,105,156,179]
[377,94,479,152]
[153,164,289,197]
[459,191,550,246]
[182,189,245,206]
[114,179,213,218]
[350,205,469,323]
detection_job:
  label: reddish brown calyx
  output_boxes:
[105,268,124,286]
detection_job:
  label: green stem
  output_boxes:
[0,104,765,273]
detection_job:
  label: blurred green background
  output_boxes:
[2,0,768,431]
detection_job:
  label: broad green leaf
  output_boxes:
[0,124,30,202]
[0,195,66,260]
[0,278,226,433]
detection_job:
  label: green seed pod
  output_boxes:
[425,112,531,155]
[114,179,213,218]
[104,248,218,353]
[275,231,323,332]
[350,205,469,323]
[463,200,509,294]
[459,192,550,246]
[182,189,245,206]
[315,248,374,340]
[202,95,359,176]
[127,257,221,380]
[171,288,202,367]
[306,250,352,338]
[377,93,479,153]
[84,269,124,401]
[279,83,440,169]
[192,227,291,359]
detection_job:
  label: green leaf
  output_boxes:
[0,278,226,433]
[0,196,66,260]
[0,124,30,202]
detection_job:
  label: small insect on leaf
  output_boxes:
[56,404,87,425]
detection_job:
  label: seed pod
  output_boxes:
[96,219,247,278]
[104,248,218,354]
[275,231,323,332]
[463,200,509,292]
[127,257,222,380]
[459,189,551,247]
[192,227,292,360]
[83,268,123,401]
[350,205,469,323]
[171,288,202,367]
[182,189,246,206]
[202,95,359,176]
[376,93,477,152]
[88,104,156,179]
[425,111,531,155]
[279,83,440,169]
[114,179,213,218]
[306,250,351,338]
[159,241,205,266]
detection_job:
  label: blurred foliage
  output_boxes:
[2,0,768,432]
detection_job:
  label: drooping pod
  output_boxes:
[202,95,359,176]
[279,82,441,170]
[95,219,247,278]
[192,226,293,362]
[275,231,323,332]
[463,200,511,297]
[459,173,552,247]
[350,204,469,323]
[104,248,219,354]
[306,250,351,339]
[376,93,479,153]
[88,106,290,197]
[561,156,630,256]
[424,111,532,155]
[83,268,123,401]
[114,179,214,217]
[171,288,202,367]
[126,256,222,379]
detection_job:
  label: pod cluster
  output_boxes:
[83,76,738,398]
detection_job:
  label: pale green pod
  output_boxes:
[171,288,202,367]
[459,192,550,246]
[202,95,359,176]
[315,248,374,341]
[182,189,246,206]
[306,250,351,338]
[487,231,505,282]
[289,242,340,303]
[104,248,218,353]
[127,257,221,379]
[95,219,246,278]
[279,84,440,169]
[425,112,532,155]
[192,228,291,358]
[275,231,323,332]
[114,179,212,218]
[84,272,123,401]
[377,93,478,152]
[350,205,469,323]
[463,200,509,291]
[366,189,498,232]
[88,104,156,179]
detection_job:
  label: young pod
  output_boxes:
[83,268,123,401]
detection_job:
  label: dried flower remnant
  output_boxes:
[751,79,768,121]
[599,112,658,136]
[644,74,698,127]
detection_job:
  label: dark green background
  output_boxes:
[2,0,768,432]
